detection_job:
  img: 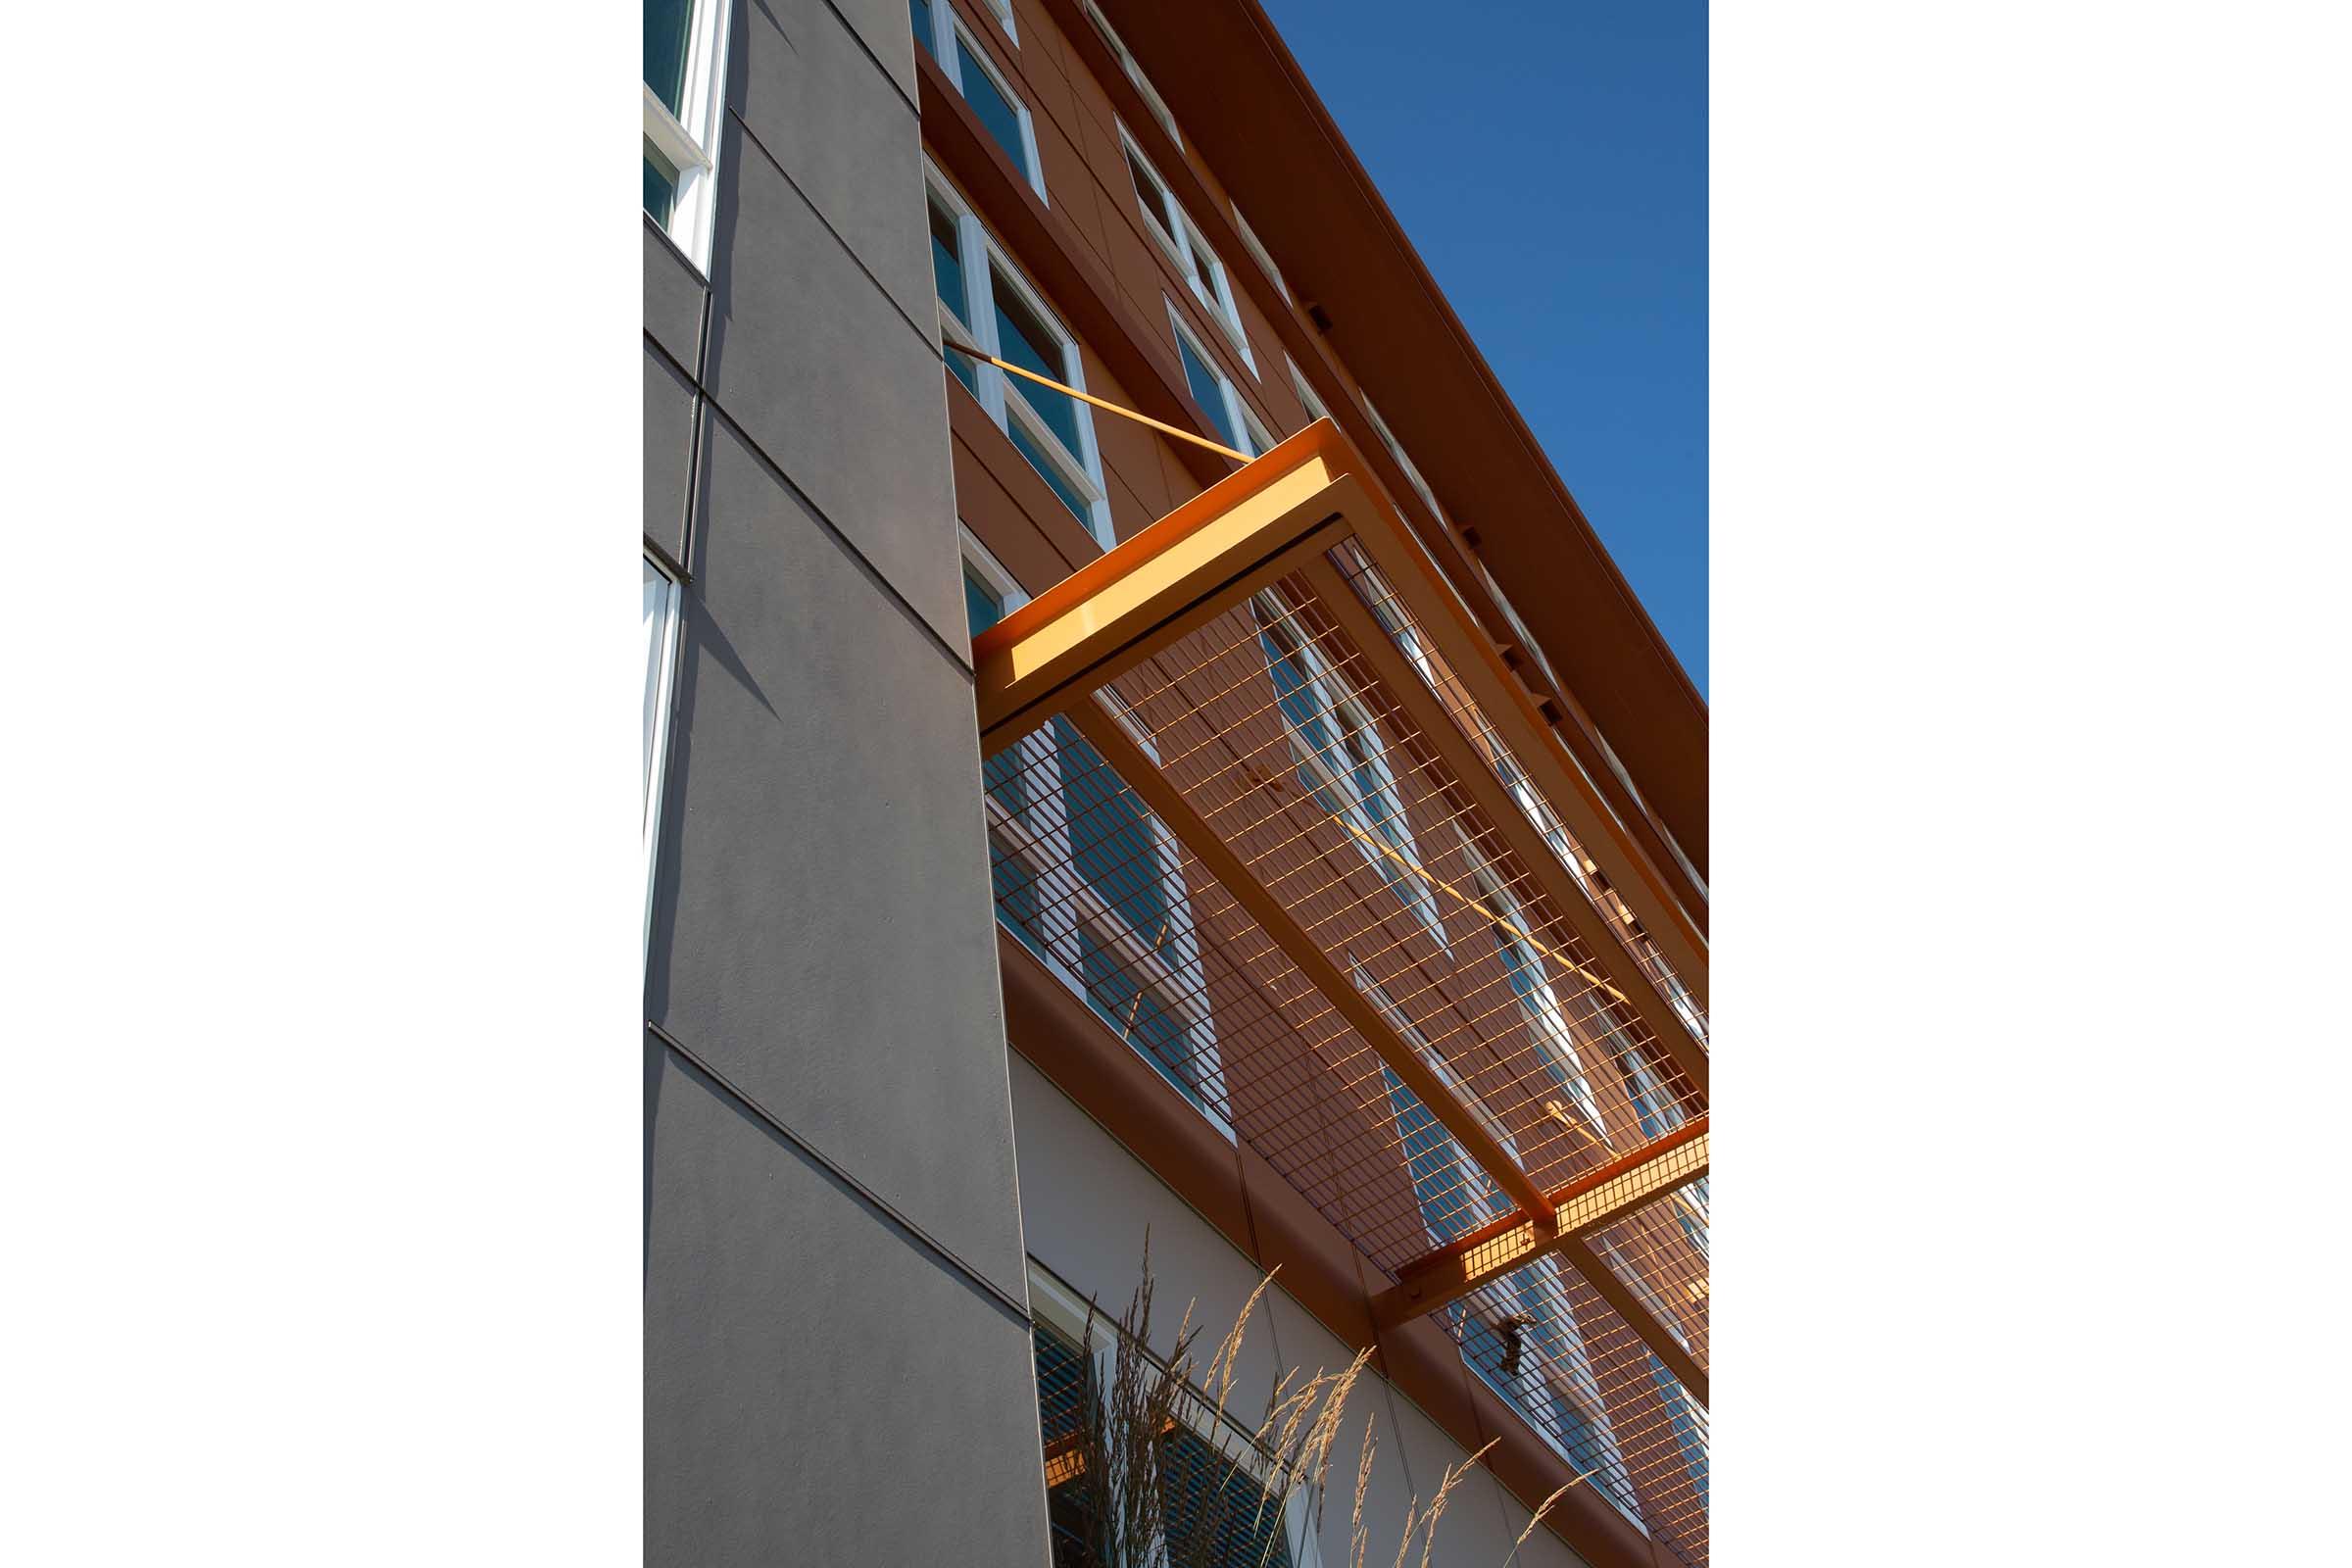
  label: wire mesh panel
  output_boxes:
[1441,1256,1711,1566]
[974,426,1710,1564]
[1326,538,1709,1049]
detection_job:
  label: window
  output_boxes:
[930,172,1114,546]
[1169,302,1272,458]
[913,5,1045,198]
[1231,203,1290,300]
[1027,1265,1306,1568]
[1285,356,1330,429]
[1458,838,1610,1144]
[1358,980,1641,1527]
[643,554,684,952]
[1083,2,1182,147]
[1456,1269,1641,1523]
[917,0,1015,48]
[1253,590,1445,946]
[1359,394,1445,523]
[965,547,1227,1132]
[643,0,734,270]
[1125,131,1253,369]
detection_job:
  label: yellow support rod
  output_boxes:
[943,341,1252,464]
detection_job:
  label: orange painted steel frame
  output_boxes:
[1068,0,1709,884]
[972,416,1708,1412]
[924,6,1708,962]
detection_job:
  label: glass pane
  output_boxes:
[956,40,1032,177]
[1056,718,1170,941]
[1156,1426,1293,1568]
[991,272,1085,455]
[928,201,967,320]
[643,139,679,229]
[908,0,934,59]
[1125,150,1174,242]
[947,342,981,395]
[962,568,1003,635]
[643,558,673,808]
[1031,1324,1096,1568]
[1176,332,1240,448]
[1190,236,1219,290]
[645,0,695,116]
[1007,417,1094,529]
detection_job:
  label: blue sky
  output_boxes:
[1256,1,1708,696]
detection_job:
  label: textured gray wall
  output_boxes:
[643,1,1048,1562]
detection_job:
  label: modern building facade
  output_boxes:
[644,3,1710,1565]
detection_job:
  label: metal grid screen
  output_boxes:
[982,507,1711,1562]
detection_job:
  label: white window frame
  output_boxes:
[929,168,1114,548]
[1231,203,1290,300]
[1285,355,1331,429]
[1122,128,1254,371]
[1359,394,1445,523]
[918,6,1048,202]
[643,0,735,272]
[1253,589,1446,950]
[1354,974,1641,1530]
[1083,2,1182,148]
[1453,830,1610,1143]
[643,553,685,956]
[974,0,1016,47]
[1167,299,1269,458]
[1027,1263,1325,1568]
[965,547,1230,1141]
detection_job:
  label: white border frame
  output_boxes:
[920,6,1048,203]
[1026,1263,1325,1568]
[1124,126,1254,372]
[1285,355,1331,428]
[642,0,735,273]
[1253,589,1446,947]
[642,553,685,959]
[1083,2,1183,148]
[1231,203,1290,301]
[1166,298,1266,458]
[961,542,1233,1143]
[929,167,1115,548]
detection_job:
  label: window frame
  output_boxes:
[1123,127,1254,371]
[918,6,1048,201]
[1166,299,1270,458]
[929,168,1115,548]
[964,545,1230,1140]
[1027,1262,1324,1568]
[1285,355,1331,429]
[643,0,736,271]
[1083,2,1183,148]
[643,553,685,956]
[1252,588,1446,949]
[1359,393,1445,524]
[1231,203,1290,301]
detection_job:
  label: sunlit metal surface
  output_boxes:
[973,421,1711,1563]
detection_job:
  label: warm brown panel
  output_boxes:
[917,51,1234,497]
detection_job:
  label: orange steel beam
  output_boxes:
[1340,512,1710,1018]
[973,422,1355,750]
[1561,1235,1709,1411]
[1295,556,1710,1100]
[1060,694,1554,1225]
[1373,1119,1709,1405]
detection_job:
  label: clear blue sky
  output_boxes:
[1256,1,1708,697]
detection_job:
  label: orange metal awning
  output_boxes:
[972,419,1711,1563]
